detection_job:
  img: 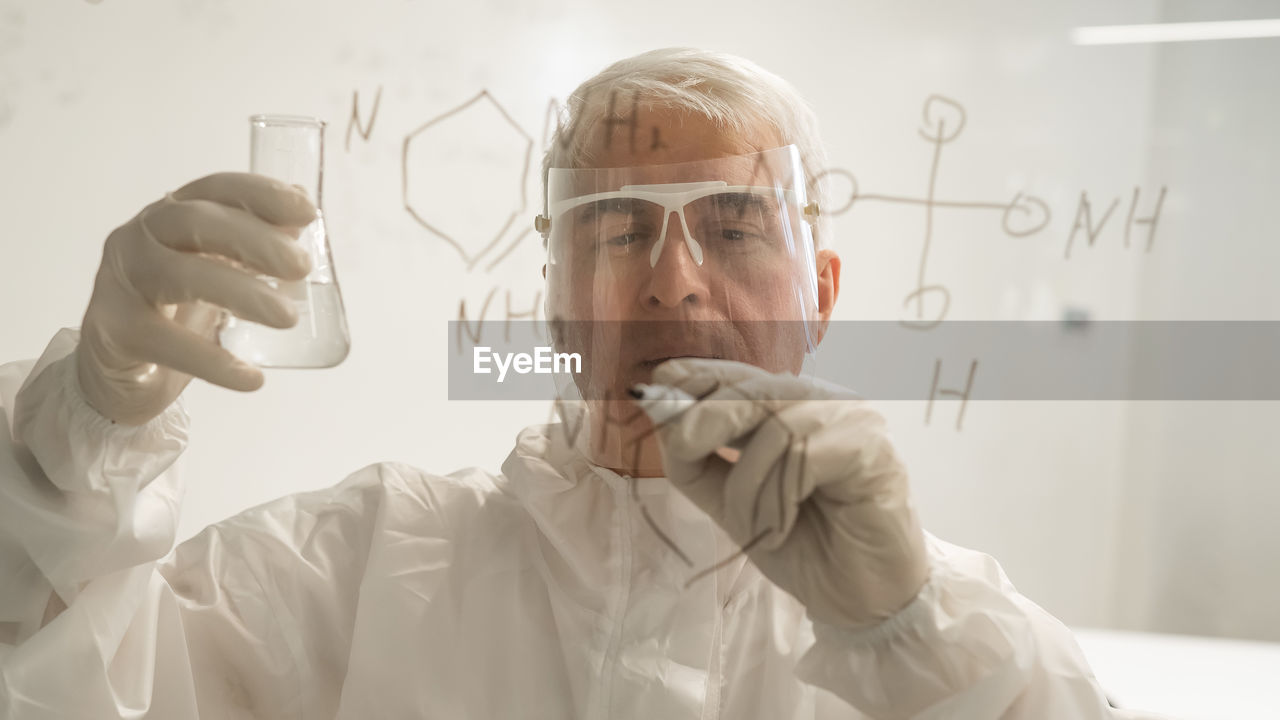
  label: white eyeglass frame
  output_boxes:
[537,180,819,268]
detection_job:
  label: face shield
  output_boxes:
[540,144,825,406]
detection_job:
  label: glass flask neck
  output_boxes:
[250,115,325,206]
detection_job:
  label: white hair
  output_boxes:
[542,47,829,222]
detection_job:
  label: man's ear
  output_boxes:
[812,248,841,344]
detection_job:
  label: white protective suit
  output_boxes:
[0,330,1157,719]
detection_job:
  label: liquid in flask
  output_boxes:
[218,114,351,368]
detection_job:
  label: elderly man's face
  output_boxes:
[550,105,841,406]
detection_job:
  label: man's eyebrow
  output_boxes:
[713,191,770,215]
[577,197,640,220]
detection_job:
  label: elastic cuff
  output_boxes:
[15,331,189,494]
[808,565,938,647]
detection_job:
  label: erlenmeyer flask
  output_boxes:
[219,114,351,368]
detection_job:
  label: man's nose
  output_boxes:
[644,212,709,309]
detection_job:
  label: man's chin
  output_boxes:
[637,354,724,370]
[580,354,748,402]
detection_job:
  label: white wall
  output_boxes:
[1,0,1275,639]
[1113,0,1280,641]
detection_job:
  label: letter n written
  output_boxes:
[1064,191,1119,259]
[457,287,497,355]
[346,85,383,152]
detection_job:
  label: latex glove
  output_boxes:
[647,358,930,629]
[76,173,315,425]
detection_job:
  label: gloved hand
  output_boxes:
[646,358,930,629]
[76,173,316,426]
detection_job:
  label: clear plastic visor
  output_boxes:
[540,145,822,403]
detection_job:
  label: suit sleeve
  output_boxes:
[0,329,389,718]
[798,533,1171,719]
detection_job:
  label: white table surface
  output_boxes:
[1071,627,1280,719]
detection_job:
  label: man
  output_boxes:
[0,48,1150,718]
